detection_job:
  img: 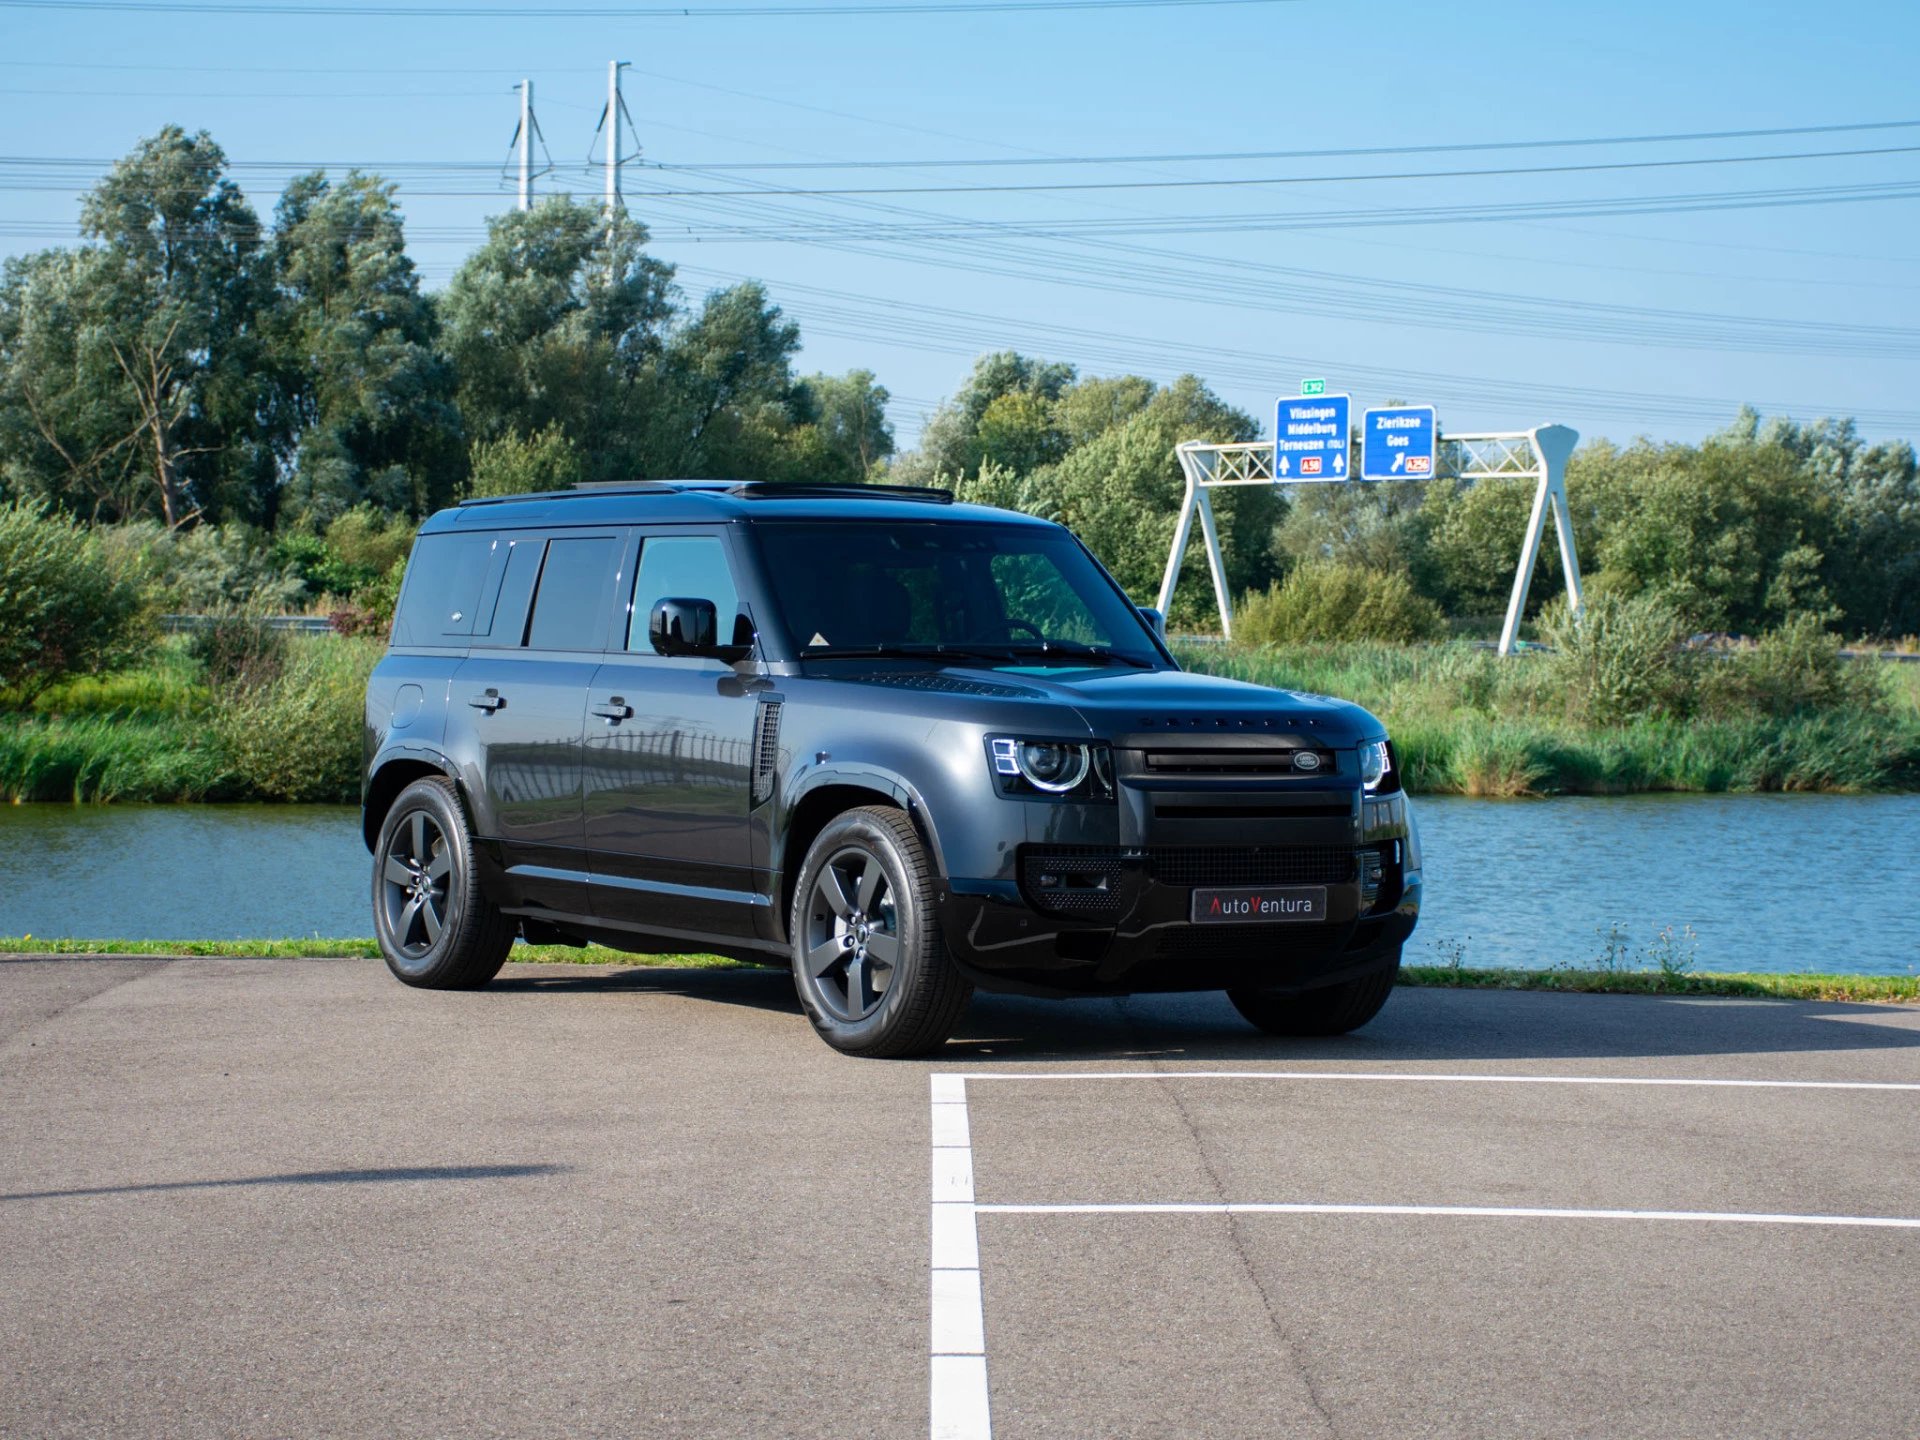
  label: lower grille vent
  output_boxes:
[1019,851,1128,919]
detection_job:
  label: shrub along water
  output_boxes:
[0,632,380,803]
[1,627,1913,803]
[1183,634,1920,796]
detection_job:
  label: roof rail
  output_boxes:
[725,482,953,504]
[455,479,954,508]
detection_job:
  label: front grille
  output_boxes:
[1149,846,1356,888]
[1138,747,1334,774]
[1021,844,1358,895]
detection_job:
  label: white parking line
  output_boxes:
[977,1202,1920,1229]
[960,1070,1920,1091]
[930,1075,988,1440]
[927,1068,1920,1440]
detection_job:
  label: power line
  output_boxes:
[583,143,1920,196]
[648,119,1920,170]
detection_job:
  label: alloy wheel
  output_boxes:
[381,809,452,958]
[802,845,901,1022]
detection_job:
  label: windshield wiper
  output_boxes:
[1002,641,1154,669]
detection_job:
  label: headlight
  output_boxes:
[987,737,1115,802]
[1360,738,1392,792]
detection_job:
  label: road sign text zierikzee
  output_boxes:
[1360,405,1438,481]
[1274,394,1350,480]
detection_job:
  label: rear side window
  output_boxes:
[471,538,545,648]
[525,536,618,651]
[391,534,493,646]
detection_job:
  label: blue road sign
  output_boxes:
[1274,393,1350,481]
[1360,405,1438,481]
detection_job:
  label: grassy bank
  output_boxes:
[2,938,1911,1003]
[4,635,1916,802]
[1180,642,1920,795]
[0,631,374,803]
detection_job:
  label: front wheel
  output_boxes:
[1228,952,1400,1036]
[372,777,515,990]
[789,806,972,1058]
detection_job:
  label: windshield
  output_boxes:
[749,520,1161,665]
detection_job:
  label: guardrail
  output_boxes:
[160,615,337,635]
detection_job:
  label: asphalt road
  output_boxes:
[3,955,1918,1439]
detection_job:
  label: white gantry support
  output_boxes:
[1160,424,1582,654]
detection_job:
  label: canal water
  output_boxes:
[0,795,1914,976]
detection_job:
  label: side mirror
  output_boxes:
[650,598,753,662]
[1137,606,1168,641]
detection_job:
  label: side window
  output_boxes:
[525,536,619,652]
[391,533,493,646]
[471,537,545,649]
[627,535,740,651]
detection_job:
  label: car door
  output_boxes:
[584,527,763,942]
[451,527,625,921]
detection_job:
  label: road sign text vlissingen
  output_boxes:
[1360,405,1438,481]
[1274,394,1350,481]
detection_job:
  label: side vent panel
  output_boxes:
[751,699,783,806]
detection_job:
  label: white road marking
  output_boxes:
[959,1070,1920,1091]
[930,1076,988,1440]
[930,1357,992,1440]
[976,1202,1920,1229]
[928,1066,1920,1439]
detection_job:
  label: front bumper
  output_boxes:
[938,844,1421,997]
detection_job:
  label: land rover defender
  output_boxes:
[362,482,1421,1056]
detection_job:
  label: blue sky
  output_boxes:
[3,0,1918,450]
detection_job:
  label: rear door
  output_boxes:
[451,527,626,920]
[584,527,763,942]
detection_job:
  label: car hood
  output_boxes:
[841,661,1384,748]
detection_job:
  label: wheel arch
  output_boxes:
[362,749,461,853]
[777,769,947,941]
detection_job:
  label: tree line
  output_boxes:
[0,126,892,532]
[2,125,1916,641]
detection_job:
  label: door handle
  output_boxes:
[592,697,633,723]
[468,688,505,713]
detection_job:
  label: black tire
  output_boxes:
[1228,951,1401,1037]
[789,806,972,1058]
[372,776,515,990]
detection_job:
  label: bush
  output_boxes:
[1541,590,1690,724]
[187,614,291,691]
[1698,613,1885,719]
[1234,562,1446,645]
[214,636,377,802]
[0,501,148,700]
[96,521,306,614]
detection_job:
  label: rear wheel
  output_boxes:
[1228,951,1400,1036]
[790,806,971,1058]
[372,777,514,990]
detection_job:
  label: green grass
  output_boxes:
[0,714,234,801]
[1400,965,1919,1005]
[1179,642,1920,795]
[0,936,746,968]
[2,937,1909,1003]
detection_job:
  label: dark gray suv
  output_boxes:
[363,482,1421,1056]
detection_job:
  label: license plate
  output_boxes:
[1190,886,1327,924]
